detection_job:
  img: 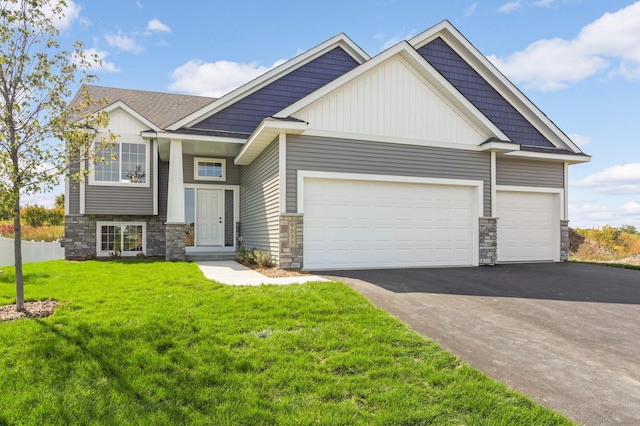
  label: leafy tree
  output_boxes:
[54,193,64,210]
[21,204,48,226]
[618,225,638,235]
[0,0,113,311]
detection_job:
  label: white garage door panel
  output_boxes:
[497,191,559,262]
[304,178,477,269]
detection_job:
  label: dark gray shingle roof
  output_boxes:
[72,84,216,129]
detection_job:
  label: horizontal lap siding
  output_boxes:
[239,139,280,261]
[68,161,80,215]
[287,135,491,216]
[158,160,168,217]
[496,158,564,188]
[84,141,155,215]
[182,154,240,185]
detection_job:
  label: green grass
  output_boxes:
[569,259,640,271]
[0,260,573,425]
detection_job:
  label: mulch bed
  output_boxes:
[0,299,59,322]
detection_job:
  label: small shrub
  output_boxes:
[109,250,121,259]
[235,246,273,267]
[252,249,273,267]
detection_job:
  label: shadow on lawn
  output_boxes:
[33,318,188,421]
[320,262,640,304]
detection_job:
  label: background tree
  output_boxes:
[0,0,113,312]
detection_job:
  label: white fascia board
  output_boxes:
[503,150,591,164]
[276,41,510,142]
[140,131,246,145]
[479,141,520,153]
[104,101,161,132]
[166,34,370,131]
[235,119,307,166]
[409,21,584,154]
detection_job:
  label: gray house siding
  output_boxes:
[158,160,168,217]
[225,190,234,246]
[239,139,280,261]
[67,161,80,215]
[182,154,240,185]
[192,47,360,135]
[84,141,156,215]
[496,157,564,188]
[418,38,554,148]
[286,135,492,216]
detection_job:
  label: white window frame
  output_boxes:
[96,221,147,257]
[89,139,151,187]
[194,157,226,182]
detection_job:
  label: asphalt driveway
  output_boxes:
[321,263,640,425]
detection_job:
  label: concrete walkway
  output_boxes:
[196,261,329,286]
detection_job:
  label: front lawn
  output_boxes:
[0,260,572,425]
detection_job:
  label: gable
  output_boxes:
[417,37,554,148]
[99,106,152,135]
[189,46,360,136]
[290,55,487,146]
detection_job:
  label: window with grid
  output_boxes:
[93,142,147,184]
[97,222,145,256]
[194,157,226,181]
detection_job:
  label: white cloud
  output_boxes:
[568,133,591,147]
[105,31,144,53]
[80,48,120,73]
[378,29,417,50]
[169,59,287,97]
[53,0,80,30]
[464,3,478,17]
[574,163,640,194]
[489,2,640,91]
[569,201,640,228]
[532,0,555,7]
[498,1,522,13]
[146,19,171,33]
[136,1,143,8]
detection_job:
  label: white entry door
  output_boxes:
[196,189,223,246]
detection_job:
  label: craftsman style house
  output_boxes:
[65,21,590,269]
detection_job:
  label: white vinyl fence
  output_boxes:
[0,236,65,267]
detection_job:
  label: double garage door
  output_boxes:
[303,177,478,270]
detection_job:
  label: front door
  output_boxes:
[196,189,223,246]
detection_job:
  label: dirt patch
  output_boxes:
[610,254,640,266]
[569,228,617,260]
[244,263,309,278]
[0,299,59,322]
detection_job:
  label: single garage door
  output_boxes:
[496,191,560,262]
[303,178,478,269]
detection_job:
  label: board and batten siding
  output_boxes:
[193,47,360,135]
[182,154,240,185]
[417,37,554,148]
[292,56,486,146]
[84,140,155,215]
[239,139,280,261]
[496,158,564,188]
[286,135,492,216]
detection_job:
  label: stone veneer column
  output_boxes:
[479,217,498,266]
[560,219,570,261]
[165,223,185,261]
[279,214,303,269]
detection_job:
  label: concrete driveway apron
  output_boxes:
[321,263,640,425]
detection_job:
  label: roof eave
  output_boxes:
[234,119,307,166]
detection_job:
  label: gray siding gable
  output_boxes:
[417,37,554,148]
[191,47,360,135]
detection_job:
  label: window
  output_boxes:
[93,142,148,185]
[96,222,146,257]
[194,157,226,181]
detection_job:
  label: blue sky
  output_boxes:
[33,0,640,229]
